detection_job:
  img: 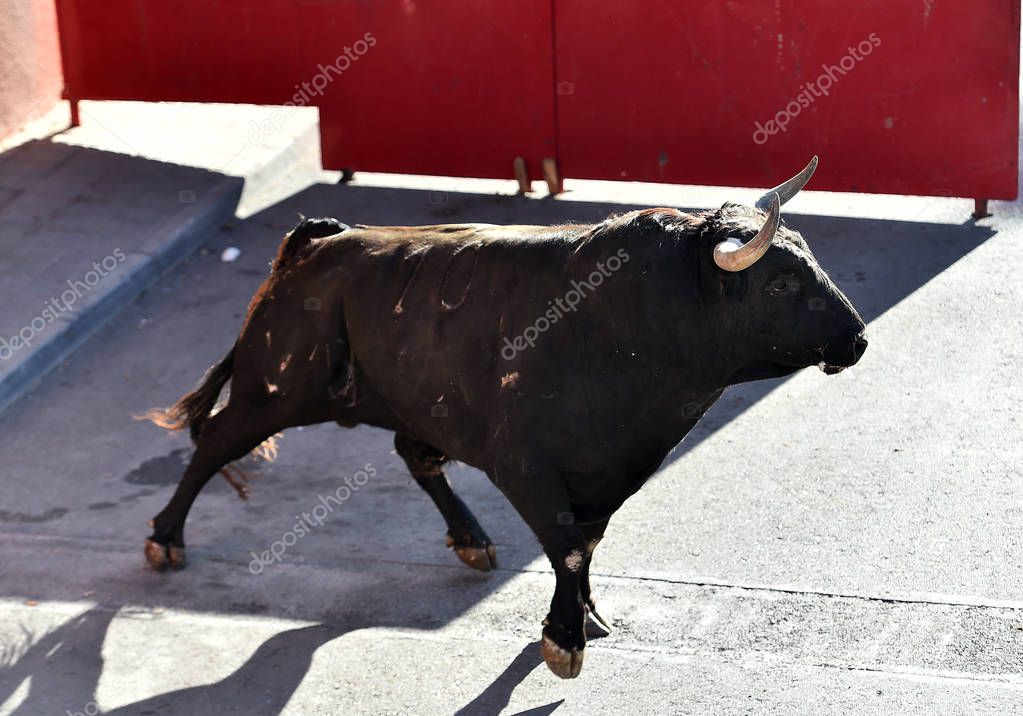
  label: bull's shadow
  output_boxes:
[0,605,554,716]
[0,605,342,715]
[0,175,994,715]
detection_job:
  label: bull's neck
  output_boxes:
[568,276,730,427]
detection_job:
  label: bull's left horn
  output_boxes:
[755,156,817,210]
[713,192,780,272]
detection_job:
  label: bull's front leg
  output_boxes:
[541,534,589,678]
[580,517,612,638]
[495,460,589,678]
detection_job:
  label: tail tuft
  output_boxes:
[143,347,235,442]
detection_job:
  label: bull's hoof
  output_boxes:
[144,539,168,571]
[585,607,612,639]
[445,534,498,571]
[144,538,187,571]
[168,544,187,569]
[540,635,584,679]
[454,543,498,571]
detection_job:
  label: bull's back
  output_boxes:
[313,223,587,465]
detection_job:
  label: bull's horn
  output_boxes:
[713,192,780,272]
[755,156,817,210]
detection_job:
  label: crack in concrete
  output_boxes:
[4,528,1023,612]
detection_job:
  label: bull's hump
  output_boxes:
[351,222,583,246]
[354,222,497,232]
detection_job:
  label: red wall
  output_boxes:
[54,1,555,181]
[554,0,1020,200]
[0,0,63,142]
[54,1,1019,200]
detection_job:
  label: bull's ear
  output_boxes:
[704,253,747,299]
[694,229,728,299]
[695,224,749,300]
[713,192,780,272]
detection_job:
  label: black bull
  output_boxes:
[145,182,866,679]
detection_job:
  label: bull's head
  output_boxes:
[705,157,867,382]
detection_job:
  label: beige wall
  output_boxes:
[0,0,63,141]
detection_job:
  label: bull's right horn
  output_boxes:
[713,192,780,272]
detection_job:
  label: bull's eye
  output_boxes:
[766,276,800,297]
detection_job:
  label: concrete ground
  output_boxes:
[1,106,1022,714]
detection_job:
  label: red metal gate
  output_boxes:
[553,0,1020,200]
[56,0,556,181]
[55,1,1019,201]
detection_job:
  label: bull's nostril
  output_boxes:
[852,332,868,361]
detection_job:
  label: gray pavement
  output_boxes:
[0,101,321,413]
[1,162,1021,715]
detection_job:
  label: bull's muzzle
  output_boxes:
[818,330,867,374]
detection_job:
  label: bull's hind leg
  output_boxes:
[145,404,282,571]
[394,433,497,571]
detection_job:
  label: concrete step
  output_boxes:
[0,100,322,413]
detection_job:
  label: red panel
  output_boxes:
[55,1,1018,198]
[312,1,556,179]
[54,0,556,180]
[554,1,1019,199]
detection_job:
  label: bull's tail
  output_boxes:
[146,346,235,442]
[144,345,274,500]
[143,216,346,499]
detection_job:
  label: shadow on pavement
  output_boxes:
[0,604,552,715]
[454,641,548,716]
[0,606,341,715]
